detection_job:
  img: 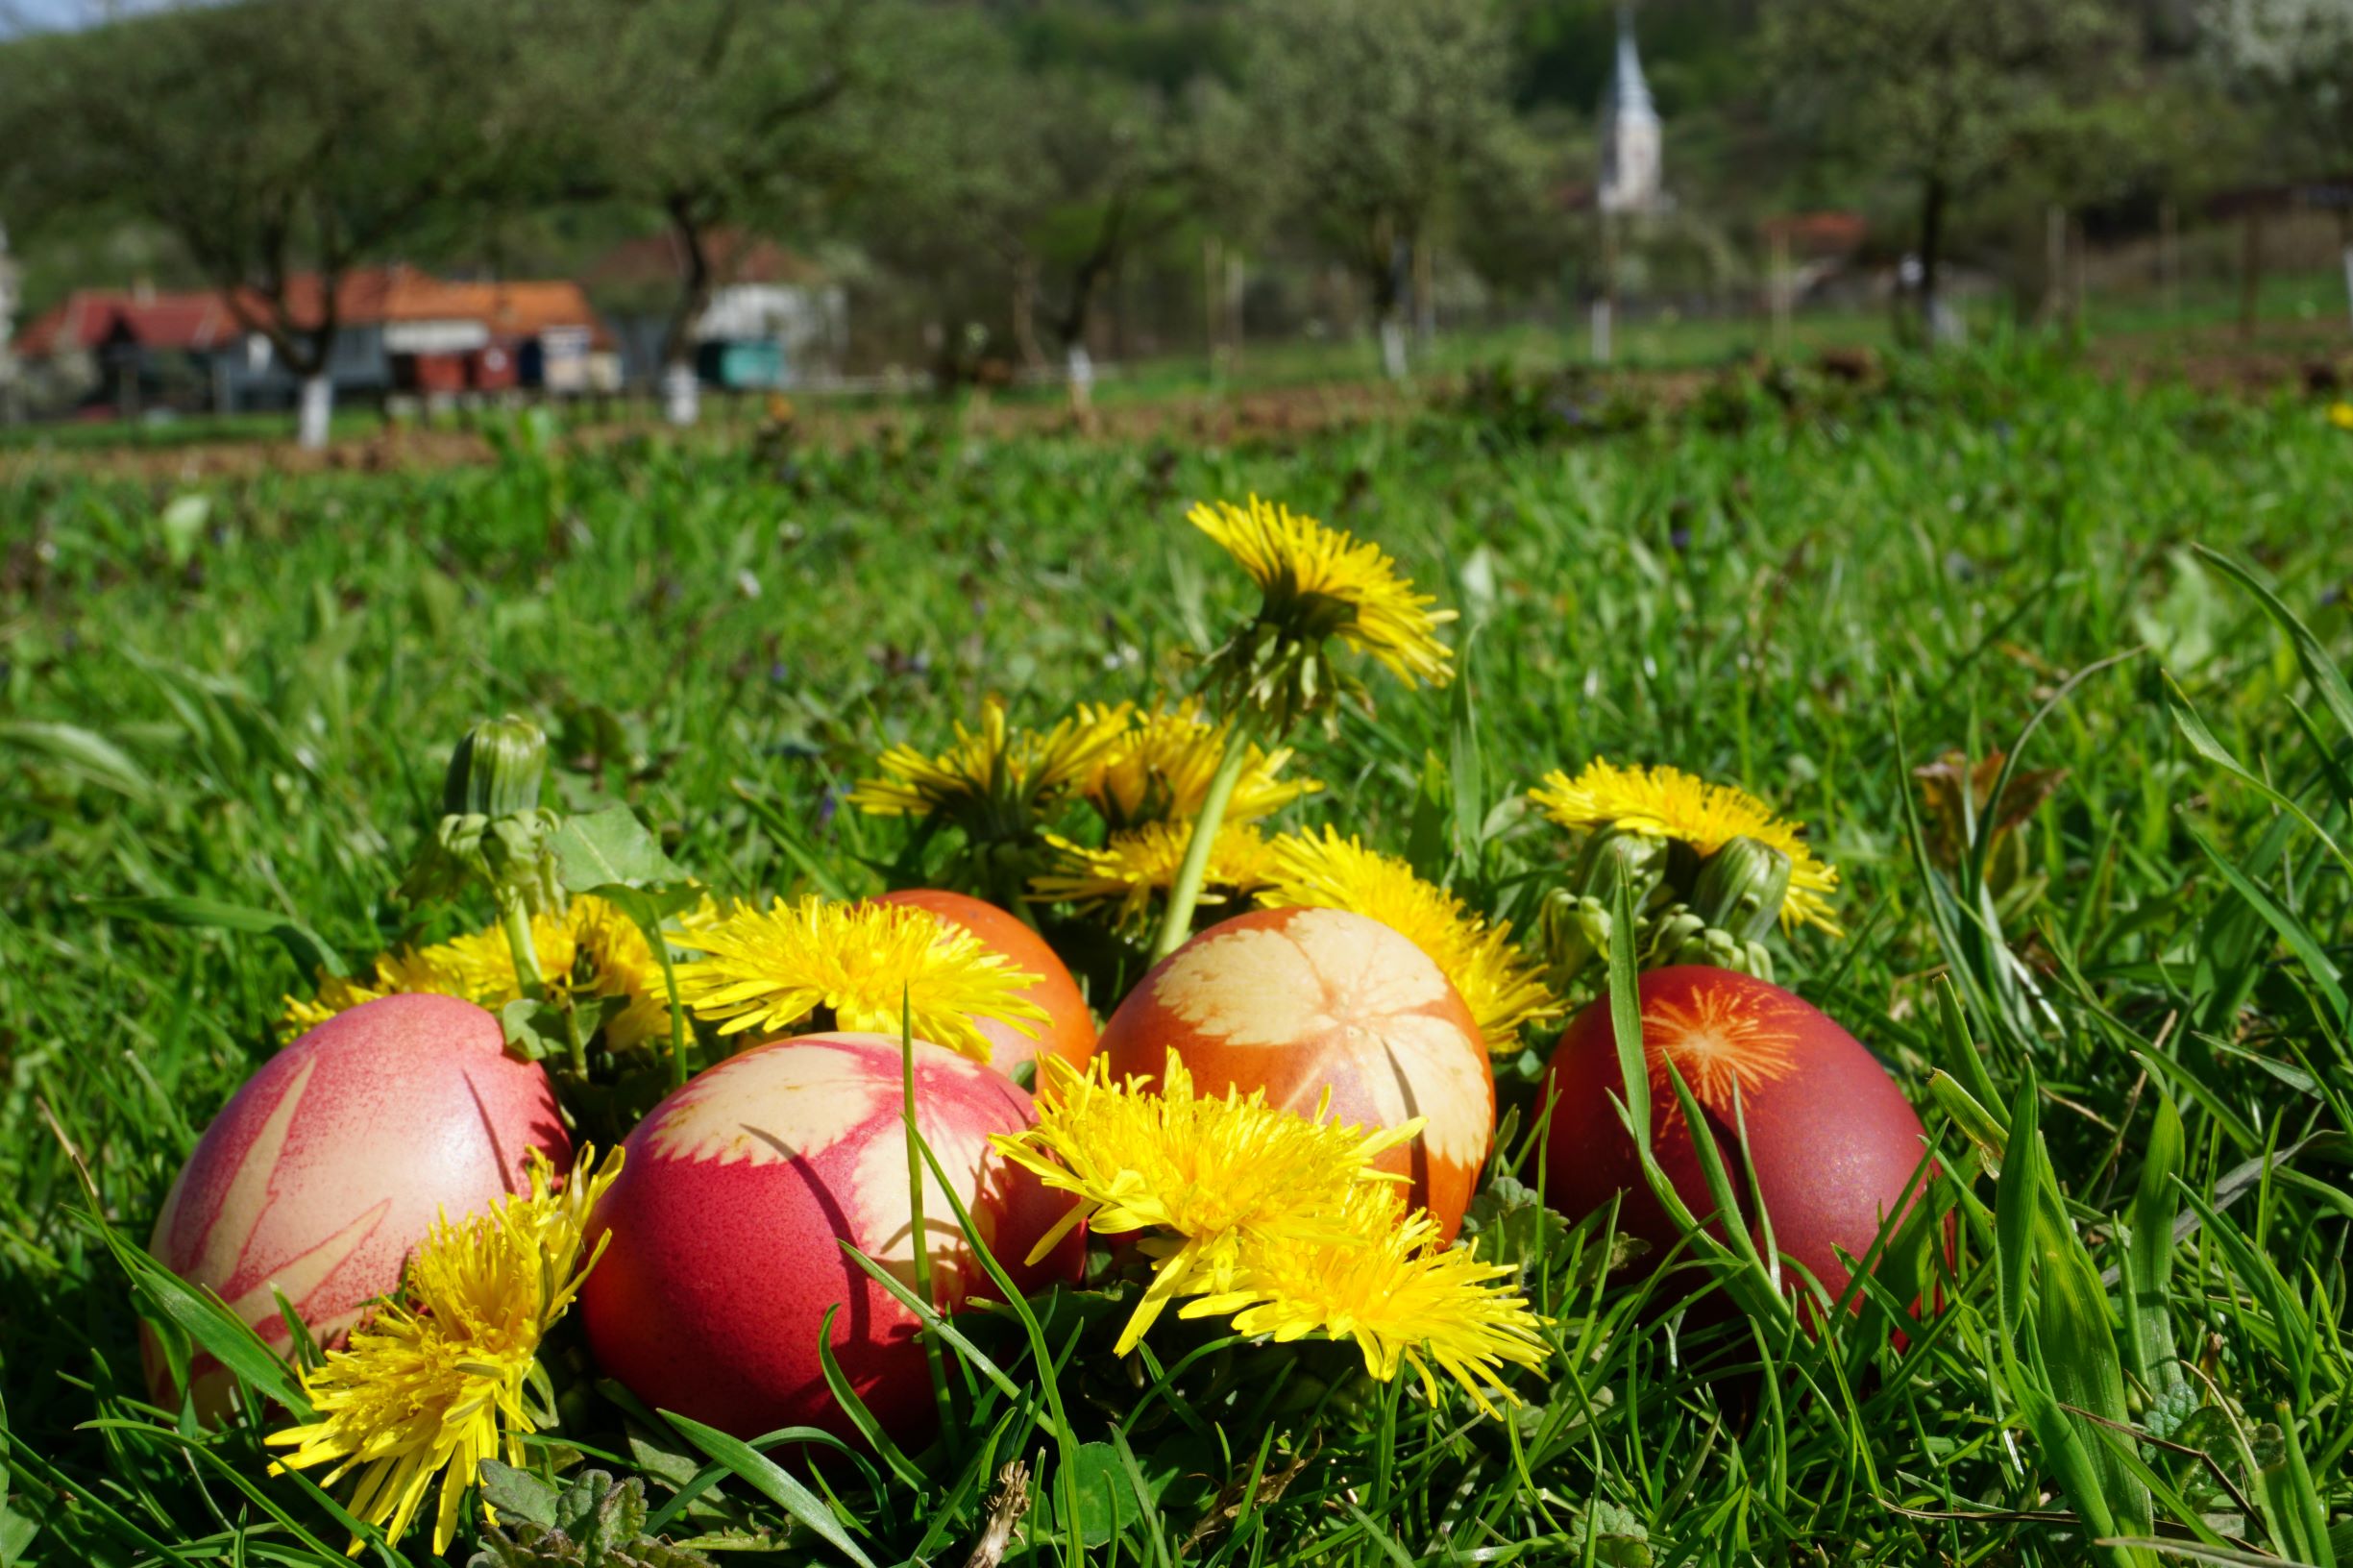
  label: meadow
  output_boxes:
[3,345,2351,1566]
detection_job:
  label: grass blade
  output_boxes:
[662,1410,879,1568]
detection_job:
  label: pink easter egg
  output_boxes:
[578,1032,1083,1444]
[144,993,570,1412]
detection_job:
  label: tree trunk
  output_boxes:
[661,198,717,427]
[2239,208,2263,342]
[1769,225,1792,354]
[1010,250,1045,371]
[1202,234,1222,358]
[2041,204,2067,326]
[2159,199,2180,320]
[1225,250,1246,356]
[1055,262,1109,416]
[1593,210,1619,365]
[1919,174,1950,347]
[1369,223,1409,380]
[2339,209,2352,337]
[1412,236,1436,346]
[1378,314,1409,380]
[297,372,333,450]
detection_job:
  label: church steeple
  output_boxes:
[1598,3,1663,215]
[1607,3,1654,119]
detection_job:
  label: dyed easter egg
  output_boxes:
[870,889,1096,1079]
[1099,906,1494,1240]
[145,993,569,1412]
[578,1032,1083,1442]
[1539,966,1934,1314]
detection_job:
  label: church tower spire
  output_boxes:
[1598,3,1663,216]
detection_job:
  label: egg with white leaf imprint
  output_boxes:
[144,993,570,1415]
[578,1032,1084,1442]
[1098,906,1495,1240]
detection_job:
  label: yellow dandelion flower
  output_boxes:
[1031,821,1275,934]
[567,894,722,1051]
[993,1053,1421,1354]
[267,1145,624,1556]
[666,895,1046,1062]
[277,962,416,1037]
[1529,759,1842,935]
[1078,698,1322,829]
[1189,495,1456,691]
[2330,402,2353,432]
[1257,828,1559,1053]
[276,897,705,1045]
[1183,1182,1549,1417]
[847,698,1127,828]
[275,910,578,1041]
[429,915,582,1003]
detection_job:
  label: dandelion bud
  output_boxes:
[1689,836,1792,944]
[1573,826,1668,909]
[1645,906,1777,983]
[442,715,548,819]
[1537,890,1614,991]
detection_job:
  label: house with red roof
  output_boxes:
[11,265,618,419]
[11,284,246,417]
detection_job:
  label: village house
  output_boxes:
[10,265,619,420]
[585,231,848,392]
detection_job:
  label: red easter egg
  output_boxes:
[578,1032,1083,1442]
[1539,966,1934,1316]
[870,889,1096,1079]
[1099,906,1494,1240]
[145,993,569,1412]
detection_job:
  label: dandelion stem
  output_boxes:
[501,894,585,1075]
[498,895,545,1000]
[1152,712,1257,960]
[654,926,690,1091]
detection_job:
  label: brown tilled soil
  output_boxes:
[5,325,2347,485]
[0,380,1430,485]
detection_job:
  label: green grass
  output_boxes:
[3,344,2350,1565]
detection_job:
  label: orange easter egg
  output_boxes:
[1098,906,1494,1239]
[870,889,1096,1079]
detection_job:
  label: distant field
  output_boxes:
[3,348,2349,1564]
[7,265,2348,460]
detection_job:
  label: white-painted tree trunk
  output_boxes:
[1066,343,1095,411]
[1589,299,1613,364]
[662,362,700,427]
[1378,316,1409,380]
[296,373,333,451]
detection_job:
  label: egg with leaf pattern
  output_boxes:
[144,993,569,1414]
[1539,966,1935,1318]
[1098,906,1494,1240]
[578,1032,1083,1442]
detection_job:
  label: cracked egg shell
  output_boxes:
[1098,906,1495,1240]
[578,1032,1083,1443]
[145,993,569,1413]
[1539,966,1934,1315]
[870,889,1096,1079]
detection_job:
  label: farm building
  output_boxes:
[587,231,848,391]
[9,284,245,417]
[9,266,620,420]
